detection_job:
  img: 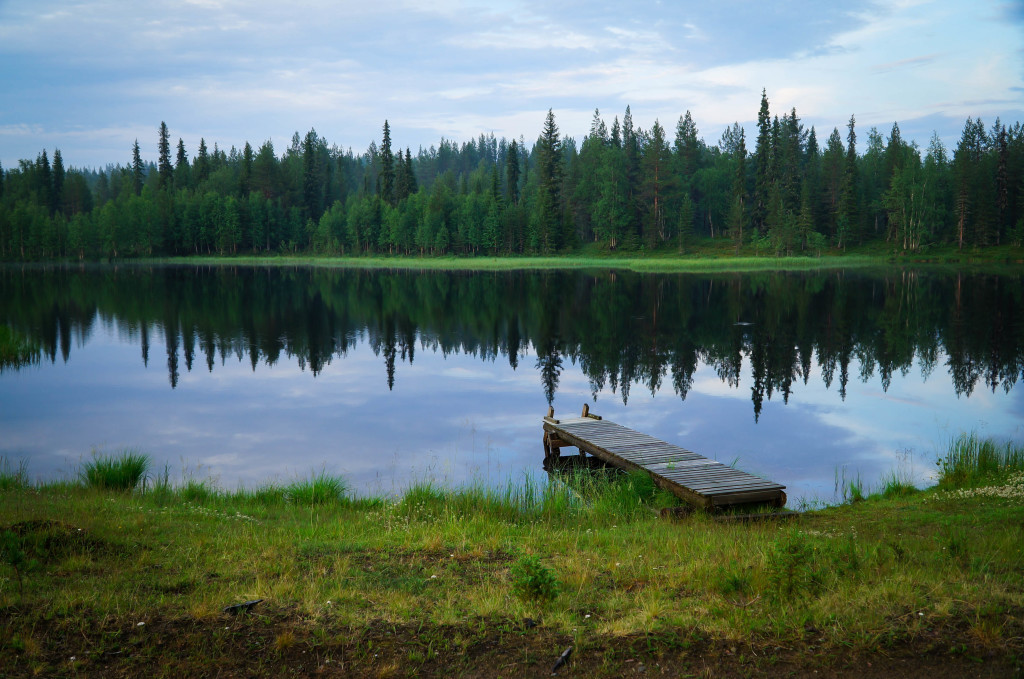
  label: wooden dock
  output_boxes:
[543,406,786,510]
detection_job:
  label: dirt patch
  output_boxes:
[4,519,114,562]
[1,609,1021,678]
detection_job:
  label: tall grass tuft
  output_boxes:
[80,450,150,491]
[286,471,348,505]
[834,467,866,503]
[0,458,30,491]
[937,433,1024,488]
[878,470,919,499]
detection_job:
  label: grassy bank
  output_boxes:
[2,440,1023,677]
[152,241,1024,274]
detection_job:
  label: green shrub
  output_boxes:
[1,530,38,600]
[766,532,823,599]
[510,554,560,603]
[713,564,750,596]
[80,450,150,491]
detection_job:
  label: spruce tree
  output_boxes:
[674,110,700,178]
[804,126,823,233]
[302,130,322,220]
[175,138,190,190]
[52,149,65,214]
[37,150,52,211]
[0,158,4,201]
[730,126,747,250]
[131,140,144,196]
[158,122,172,190]
[506,139,520,205]
[534,109,563,252]
[837,114,859,247]
[752,89,772,235]
[380,120,395,206]
[195,138,210,185]
[240,142,253,196]
[994,120,1010,244]
[404,148,417,197]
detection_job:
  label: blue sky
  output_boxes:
[1,0,1023,170]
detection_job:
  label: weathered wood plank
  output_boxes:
[544,409,785,510]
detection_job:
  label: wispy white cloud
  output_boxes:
[0,0,1021,168]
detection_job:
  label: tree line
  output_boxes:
[1,91,1023,260]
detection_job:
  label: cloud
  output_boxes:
[872,53,941,72]
[1,0,1022,169]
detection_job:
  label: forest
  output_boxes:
[1,91,1023,260]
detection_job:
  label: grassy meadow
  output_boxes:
[157,239,1024,274]
[1,435,1023,677]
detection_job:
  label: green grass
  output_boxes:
[0,458,29,491]
[2,438,1022,676]
[284,470,349,505]
[150,239,1024,274]
[79,449,151,491]
[876,469,920,499]
[937,432,1024,488]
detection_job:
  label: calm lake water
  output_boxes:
[2,263,1022,504]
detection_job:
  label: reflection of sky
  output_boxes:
[2,317,1022,505]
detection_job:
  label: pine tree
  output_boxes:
[380,120,395,206]
[641,119,672,245]
[0,158,4,201]
[678,192,695,253]
[158,122,173,190]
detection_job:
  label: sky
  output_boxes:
[1,0,1023,170]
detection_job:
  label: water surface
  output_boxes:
[1,264,1021,503]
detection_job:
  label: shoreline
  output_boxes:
[2,442,1022,677]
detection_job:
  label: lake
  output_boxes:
[1,263,1022,504]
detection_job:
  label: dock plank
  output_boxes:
[544,411,786,510]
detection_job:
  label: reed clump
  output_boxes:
[937,433,1024,488]
[79,449,150,491]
